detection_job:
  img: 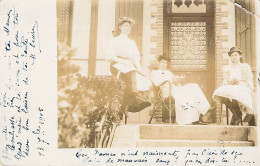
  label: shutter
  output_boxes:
[57,0,74,46]
[235,0,256,88]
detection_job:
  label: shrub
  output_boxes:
[58,43,125,148]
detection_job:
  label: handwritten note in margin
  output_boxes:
[0,0,57,165]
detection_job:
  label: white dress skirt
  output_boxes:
[150,70,210,125]
[212,63,253,114]
[171,83,210,125]
[213,84,253,113]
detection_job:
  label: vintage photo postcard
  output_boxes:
[1,0,260,165]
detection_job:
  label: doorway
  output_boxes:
[163,0,215,100]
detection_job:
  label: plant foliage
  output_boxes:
[58,43,125,148]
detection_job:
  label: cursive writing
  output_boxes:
[0,7,44,162]
[32,107,49,157]
[75,148,255,166]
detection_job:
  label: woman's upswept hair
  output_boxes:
[112,17,135,37]
[228,47,244,63]
[157,55,170,62]
[118,17,135,27]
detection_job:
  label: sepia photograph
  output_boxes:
[57,0,258,149]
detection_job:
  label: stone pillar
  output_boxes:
[150,0,164,60]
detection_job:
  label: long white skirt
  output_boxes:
[171,83,210,125]
[212,85,252,113]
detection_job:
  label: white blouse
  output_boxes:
[106,35,141,73]
[151,70,174,98]
[106,35,140,62]
[223,63,253,90]
[151,70,174,86]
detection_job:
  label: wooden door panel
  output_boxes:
[163,0,215,101]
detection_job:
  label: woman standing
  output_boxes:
[213,47,254,125]
[106,17,152,119]
[106,17,150,92]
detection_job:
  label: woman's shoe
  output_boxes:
[192,121,200,125]
[208,106,216,112]
[199,106,216,124]
[199,116,210,124]
[230,115,241,125]
[233,119,241,126]
[243,114,256,126]
[230,115,236,125]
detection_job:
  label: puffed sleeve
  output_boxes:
[244,63,254,90]
[222,66,230,85]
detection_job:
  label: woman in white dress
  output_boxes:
[213,47,254,125]
[106,17,152,120]
[151,55,211,125]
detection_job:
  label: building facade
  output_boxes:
[57,0,259,124]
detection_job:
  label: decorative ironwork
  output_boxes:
[170,22,207,70]
[184,0,192,7]
[174,0,183,8]
[194,0,203,6]
[171,0,206,13]
[173,0,206,8]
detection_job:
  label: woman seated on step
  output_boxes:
[106,17,152,121]
[150,55,214,125]
[213,47,254,125]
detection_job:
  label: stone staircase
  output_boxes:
[111,124,257,148]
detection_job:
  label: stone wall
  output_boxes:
[150,0,164,60]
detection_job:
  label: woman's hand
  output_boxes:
[113,56,132,66]
[175,74,186,79]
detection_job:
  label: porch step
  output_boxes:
[111,124,256,148]
[137,140,254,147]
[111,124,139,148]
[139,125,250,141]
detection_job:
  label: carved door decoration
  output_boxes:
[164,0,214,100]
[170,21,207,70]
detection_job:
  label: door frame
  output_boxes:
[163,0,215,100]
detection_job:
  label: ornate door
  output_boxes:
[164,0,215,100]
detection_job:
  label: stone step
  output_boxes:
[139,124,251,141]
[111,124,257,148]
[136,140,254,147]
[111,124,140,148]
